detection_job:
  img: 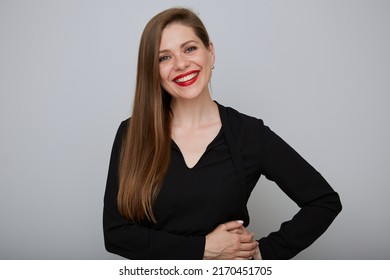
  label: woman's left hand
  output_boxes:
[229,224,262,260]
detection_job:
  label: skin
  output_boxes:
[159,23,261,260]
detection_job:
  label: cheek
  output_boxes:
[159,67,165,81]
[199,55,212,72]
[159,67,171,93]
[200,57,212,76]
[159,65,171,84]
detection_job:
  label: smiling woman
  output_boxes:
[158,24,214,100]
[103,7,342,260]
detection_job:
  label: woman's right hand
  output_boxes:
[203,220,259,260]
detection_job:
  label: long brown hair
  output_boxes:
[117,8,211,222]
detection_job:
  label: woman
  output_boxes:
[103,7,342,260]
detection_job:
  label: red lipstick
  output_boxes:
[172,70,200,87]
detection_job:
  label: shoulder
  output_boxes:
[217,102,268,140]
[112,118,130,148]
[217,102,273,170]
[118,118,129,134]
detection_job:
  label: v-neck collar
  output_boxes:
[170,101,225,170]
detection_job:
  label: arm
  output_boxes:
[103,121,205,260]
[256,121,342,259]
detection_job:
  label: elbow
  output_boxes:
[104,241,115,255]
[103,228,115,254]
[332,192,342,215]
[321,191,342,221]
[103,218,121,257]
[310,191,342,217]
[103,228,128,259]
[104,242,120,257]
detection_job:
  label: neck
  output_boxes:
[170,94,219,128]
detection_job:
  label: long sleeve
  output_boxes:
[254,121,342,259]
[103,121,205,260]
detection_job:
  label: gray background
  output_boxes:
[1,0,389,259]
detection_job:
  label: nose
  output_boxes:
[174,54,189,70]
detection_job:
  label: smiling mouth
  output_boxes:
[173,70,200,86]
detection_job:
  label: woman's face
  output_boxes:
[158,23,215,101]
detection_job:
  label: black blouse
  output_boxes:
[103,102,342,259]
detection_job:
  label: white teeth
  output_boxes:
[175,72,198,83]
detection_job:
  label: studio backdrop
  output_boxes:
[1,0,389,259]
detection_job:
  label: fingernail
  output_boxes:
[236,220,244,224]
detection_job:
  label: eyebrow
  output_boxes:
[159,40,198,53]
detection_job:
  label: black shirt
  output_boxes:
[103,102,342,259]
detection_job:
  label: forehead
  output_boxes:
[159,23,199,50]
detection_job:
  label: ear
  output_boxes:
[208,41,215,65]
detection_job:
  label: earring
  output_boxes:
[211,64,215,69]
